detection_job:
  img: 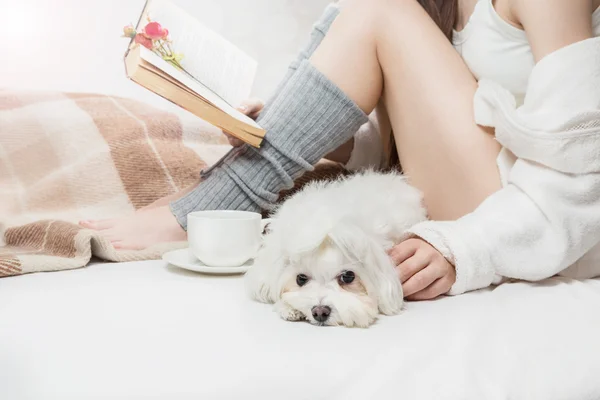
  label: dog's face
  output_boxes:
[278,241,380,327]
[247,219,405,328]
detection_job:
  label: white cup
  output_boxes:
[187,210,271,267]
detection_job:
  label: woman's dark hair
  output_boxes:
[387,0,458,170]
[416,0,459,41]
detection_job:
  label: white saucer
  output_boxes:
[162,248,253,275]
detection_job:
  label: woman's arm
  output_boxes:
[513,0,595,62]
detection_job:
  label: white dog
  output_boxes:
[245,171,427,327]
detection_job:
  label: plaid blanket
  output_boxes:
[0,90,346,277]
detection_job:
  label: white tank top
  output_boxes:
[453,0,600,105]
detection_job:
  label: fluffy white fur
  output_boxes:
[245,171,427,327]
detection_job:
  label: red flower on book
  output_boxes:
[143,22,169,40]
[134,33,154,49]
[123,19,183,70]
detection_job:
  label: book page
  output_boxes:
[139,47,261,129]
[142,0,257,108]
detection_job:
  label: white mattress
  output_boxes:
[2,260,600,400]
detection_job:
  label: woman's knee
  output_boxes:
[337,0,398,22]
[338,0,424,37]
[340,0,411,11]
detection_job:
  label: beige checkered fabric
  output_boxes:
[0,90,347,277]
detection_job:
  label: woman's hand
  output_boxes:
[389,238,456,301]
[227,98,264,147]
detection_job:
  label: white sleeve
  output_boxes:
[407,159,600,295]
[406,38,600,295]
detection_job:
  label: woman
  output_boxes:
[82,0,600,300]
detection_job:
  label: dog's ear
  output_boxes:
[328,221,404,316]
[362,239,404,315]
[244,232,287,304]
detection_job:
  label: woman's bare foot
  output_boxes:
[79,206,186,250]
[79,100,263,250]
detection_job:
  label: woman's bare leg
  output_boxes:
[311,0,502,219]
[379,2,502,218]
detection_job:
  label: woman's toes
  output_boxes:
[79,220,94,228]
[112,240,144,251]
[111,240,129,250]
[80,219,116,230]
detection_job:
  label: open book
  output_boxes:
[124,0,265,147]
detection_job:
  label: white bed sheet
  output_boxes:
[2,260,600,400]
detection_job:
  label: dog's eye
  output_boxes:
[338,270,355,285]
[296,274,309,287]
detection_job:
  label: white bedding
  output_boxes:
[2,260,600,400]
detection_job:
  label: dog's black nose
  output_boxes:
[311,305,331,322]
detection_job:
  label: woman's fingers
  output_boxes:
[226,134,244,147]
[396,250,431,283]
[238,98,264,119]
[389,238,428,266]
[391,238,456,300]
[389,240,418,266]
[401,261,443,297]
[391,239,435,283]
[406,275,454,301]
[226,98,265,146]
